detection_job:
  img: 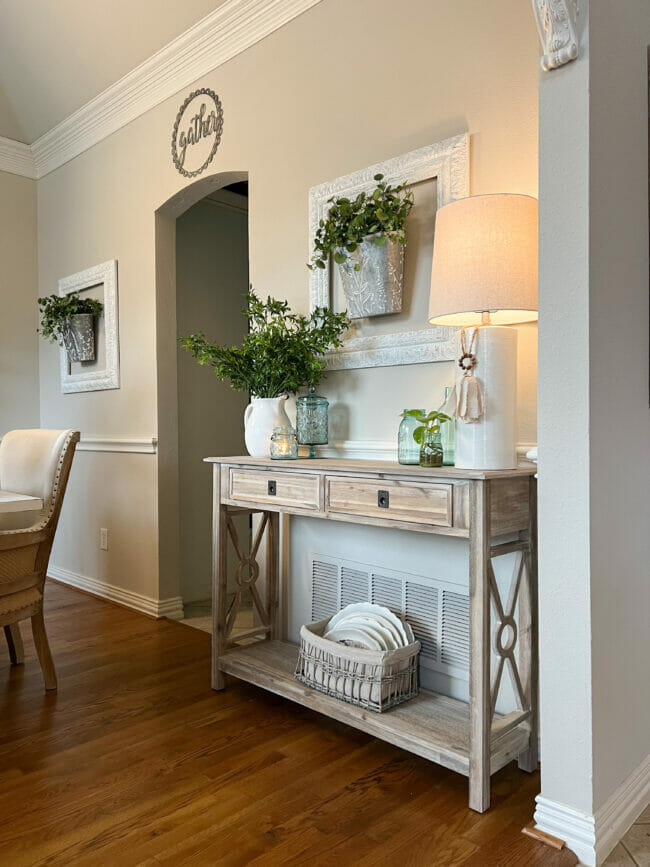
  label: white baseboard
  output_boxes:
[534,753,650,865]
[48,564,184,620]
[534,797,596,865]
[594,754,650,863]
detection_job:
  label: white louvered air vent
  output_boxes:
[371,573,402,613]
[405,582,439,661]
[309,554,469,679]
[311,560,338,621]
[341,567,368,607]
[441,590,470,669]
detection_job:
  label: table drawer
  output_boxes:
[326,477,453,527]
[228,468,320,510]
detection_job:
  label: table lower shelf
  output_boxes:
[218,640,529,778]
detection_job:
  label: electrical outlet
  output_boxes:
[100,528,108,551]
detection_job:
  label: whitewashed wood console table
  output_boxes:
[206,456,538,812]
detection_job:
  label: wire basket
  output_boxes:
[295,617,420,713]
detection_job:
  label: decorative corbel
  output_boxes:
[532,0,579,72]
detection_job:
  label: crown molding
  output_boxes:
[0,135,37,179]
[29,0,323,178]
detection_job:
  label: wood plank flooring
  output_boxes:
[0,582,578,866]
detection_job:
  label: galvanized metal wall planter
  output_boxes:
[309,134,469,370]
[338,236,404,319]
[58,260,120,393]
[61,314,96,362]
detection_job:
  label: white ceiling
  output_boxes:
[0,0,228,143]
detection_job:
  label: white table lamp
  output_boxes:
[429,194,538,469]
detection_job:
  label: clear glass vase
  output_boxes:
[420,429,443,468]
[441,386,455,466]
[296,387,329,459]
[398,409,424,465]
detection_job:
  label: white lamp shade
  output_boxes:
[428,194,538,326]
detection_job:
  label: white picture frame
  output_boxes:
[58,259,120,393]
[308,133,469,370]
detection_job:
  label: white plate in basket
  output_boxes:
[330,615,399,650]
[333,617,396,650]
[327,603,412,647]
[323,625,383,650]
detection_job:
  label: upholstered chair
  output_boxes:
[0,429,80,690]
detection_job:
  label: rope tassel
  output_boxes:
[445,327,484,424]
[457,372,483,423]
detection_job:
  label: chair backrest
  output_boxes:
[0,430,80,515]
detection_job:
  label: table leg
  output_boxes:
[518,476,539,771]
[469,479,491,813]
[266,512,280,640]
[212,464,228,691]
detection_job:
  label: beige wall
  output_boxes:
[176,197,249,604]
[37,0,539,600]
[0,170,39,436]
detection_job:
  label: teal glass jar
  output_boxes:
[420,429,443,468]
[296,387,329,458]
[270,426,299,460]
[398,409,424,465]
[441,386,455,466]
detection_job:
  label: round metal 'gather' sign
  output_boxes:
[171,88,224,178]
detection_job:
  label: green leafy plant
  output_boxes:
[309,173,414,272]
[400,409,452,445]
[38,292,103,346]
[179,289,350,398]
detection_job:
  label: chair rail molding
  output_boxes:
[28,0,324,178]
[532,0,579,72]
[0,135,37,179]
[48,565,183,620]
[77,436,158,454]
[318,440,537,464]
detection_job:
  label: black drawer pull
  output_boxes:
[378,490,390,509]
[268,480,277,496]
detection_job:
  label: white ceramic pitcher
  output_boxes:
[244,395,292,457]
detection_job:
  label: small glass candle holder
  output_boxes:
[270,426,299,460]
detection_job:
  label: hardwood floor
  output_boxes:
[0,582,578,866]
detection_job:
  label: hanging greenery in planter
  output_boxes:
[308,174,414,319]
[38,291,103,362]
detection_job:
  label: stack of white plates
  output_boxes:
[323,602,415,651]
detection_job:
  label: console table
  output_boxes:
[206,456,538,812]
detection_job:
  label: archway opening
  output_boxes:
[155,171,250,619]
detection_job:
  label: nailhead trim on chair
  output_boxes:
[0,587,42,616]
[0,431,76,537]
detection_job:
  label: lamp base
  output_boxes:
[454,326,517,470]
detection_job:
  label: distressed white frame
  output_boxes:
[58,259,120,393]
[309,133,469,370]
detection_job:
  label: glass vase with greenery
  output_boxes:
[179,289,350,397]
[308,173,414,272]
[400,409,452,468]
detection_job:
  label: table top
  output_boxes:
[203,456,537,481]
[0,490,44,514]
